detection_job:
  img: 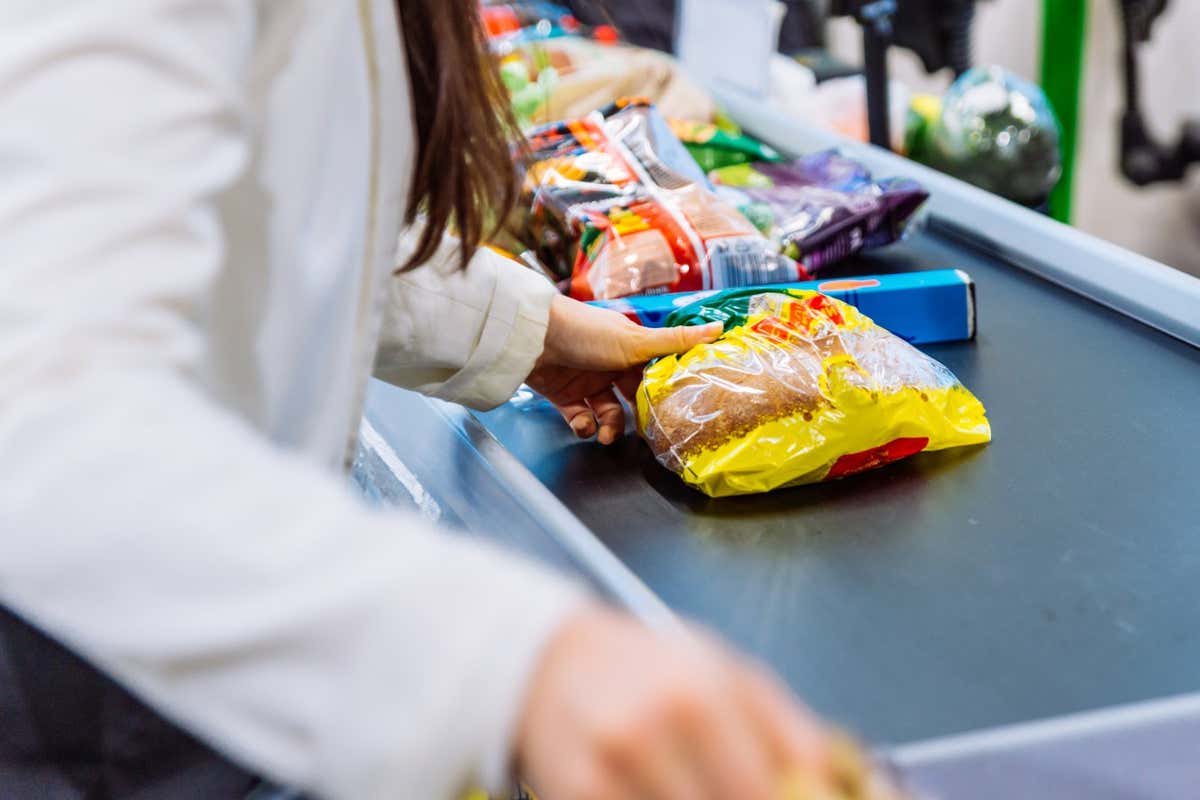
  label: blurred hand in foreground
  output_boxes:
[515,606,839,800]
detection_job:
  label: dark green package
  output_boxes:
[664,286,796,332]
[668,119,785,171]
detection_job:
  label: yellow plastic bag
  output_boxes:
[637,290,991,497]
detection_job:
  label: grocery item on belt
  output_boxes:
[513,99,807,301]
[668,118,786,171]
[591,269,976,344]
[480,1,579,40]
[637,289,990,497]
[498,37,714,126]
[499,54,563,129]
[709,151,928,274]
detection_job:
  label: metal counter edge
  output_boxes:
[889,690,1200,766]
[428,399,681,632]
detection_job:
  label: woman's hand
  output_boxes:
[526,296,722,444]
[515,606,833,800]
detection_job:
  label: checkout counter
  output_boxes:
[354,96,1200,797]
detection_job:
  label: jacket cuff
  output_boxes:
[429,252,557,411]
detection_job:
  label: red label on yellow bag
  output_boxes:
[826,437,930,480]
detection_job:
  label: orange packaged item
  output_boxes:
[512,99,807,301]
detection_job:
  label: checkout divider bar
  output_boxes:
[711,86,1200,351]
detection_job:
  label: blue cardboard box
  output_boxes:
[589,269,976,345]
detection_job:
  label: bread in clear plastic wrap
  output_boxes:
[637,289,991,497]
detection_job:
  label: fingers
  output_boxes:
[586,388,625,445]
[554,767,639,800]
[692,693,777,800]
[737,663,830,778]
[543,294,720,372]
[538,370,605,440]
[629,741,709,800]
[548,386,625,444]
[515,606,841,800]
[553,398,597,439]
[634,322,723,363]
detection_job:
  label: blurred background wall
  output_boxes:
[828,0,1200,276]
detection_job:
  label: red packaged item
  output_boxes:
[513,99,807,301]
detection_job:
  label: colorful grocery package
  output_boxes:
[668,119,785,171]
[480,1,579,40]
[597,269,976,344]
[492,34,714,127]
[513,99,807,301]
[637,289,990,497]
[709,151,928,274]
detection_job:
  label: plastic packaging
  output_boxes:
[496,37,715,129]
[637,289,990,497]
[480,2,578,41]
[668,119,785,171]
[767,59,910,153]
[513,99,807,300]
[499,56,561,128]
[708,151,928,274]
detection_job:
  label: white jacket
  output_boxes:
[0,2,587,798]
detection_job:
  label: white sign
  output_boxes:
[676,0,781,97]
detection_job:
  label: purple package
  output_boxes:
[709,150,929,274]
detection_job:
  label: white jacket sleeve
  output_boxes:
[374,228,559,410]
[0,3,587,798]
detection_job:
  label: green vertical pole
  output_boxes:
[1040,0,1089,224]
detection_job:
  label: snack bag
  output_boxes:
[709,151,928,274]
[514,99,806,300]
[637,290,990,497]
[480,1,578,40]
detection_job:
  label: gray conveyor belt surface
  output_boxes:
[475,229,1200,746]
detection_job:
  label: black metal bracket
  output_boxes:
[858,0,897,149]
[1117,0,1200,186]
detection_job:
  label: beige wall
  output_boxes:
[828,0,1200,276]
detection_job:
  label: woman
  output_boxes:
[0,1,832,798]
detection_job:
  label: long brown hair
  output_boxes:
[394,0,521,271]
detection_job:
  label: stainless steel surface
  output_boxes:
[430,398,678,630]
[359,382,584,581]
[894,693,1200,798]
[359,382,675,623]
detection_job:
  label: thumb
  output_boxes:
[636,321,723,361]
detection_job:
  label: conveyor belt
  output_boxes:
[359,101,1200,794]
[474,223,1200,746]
